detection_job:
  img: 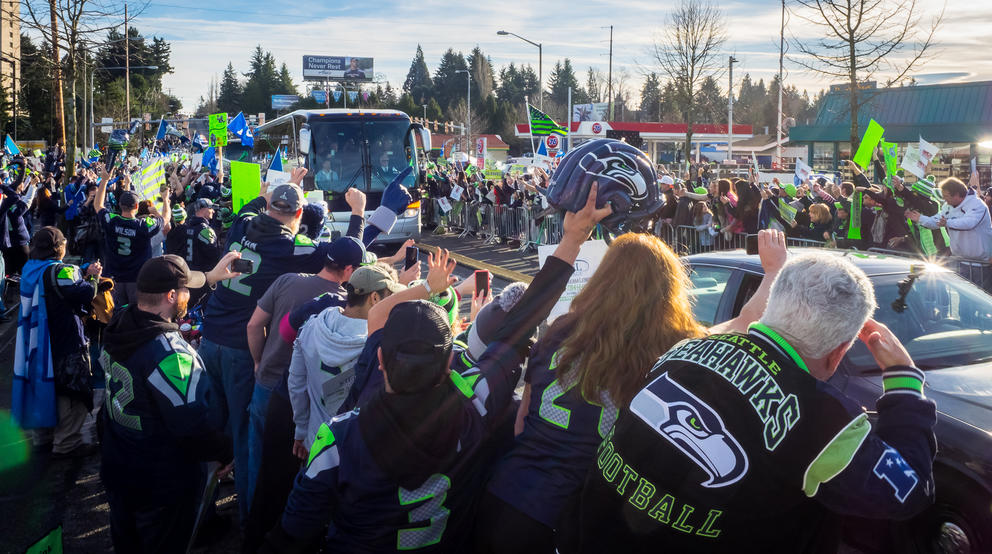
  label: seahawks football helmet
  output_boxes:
[547,139,662,233]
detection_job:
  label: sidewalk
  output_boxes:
[416,231,541,282]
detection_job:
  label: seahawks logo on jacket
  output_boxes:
[631,373,749,488]
[577,144,648,200]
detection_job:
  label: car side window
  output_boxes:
[731,273,763,318]
[689,266,733,327]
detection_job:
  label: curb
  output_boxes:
[415,242,534,284]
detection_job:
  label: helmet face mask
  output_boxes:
[546,139,662,233]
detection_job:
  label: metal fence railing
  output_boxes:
[424,199,992,294]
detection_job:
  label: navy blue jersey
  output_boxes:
[338,329,383,415]
[200,197,332,349]
[100,309,231,501]
[486,323,619,528]
[280,343,524,553]
[43,264,96,373]
[560,326,937,552]
[164,215,220,272]
[97,208,162,282]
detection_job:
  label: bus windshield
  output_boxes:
[308,118,417,198]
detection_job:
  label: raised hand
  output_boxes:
[426,248,457,294]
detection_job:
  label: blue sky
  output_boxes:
[133,0,986,114]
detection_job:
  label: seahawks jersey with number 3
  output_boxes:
[98,208,162,282]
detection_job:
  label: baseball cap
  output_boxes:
[29,226,67,260]
[137,255,206,293]
[119,190,140,208]
[348,264,405,295]
[693,186,707,195]
[784,184,798,198]
[660,175,675,186]
[380,301,453,393]
[326,236,366,268]
[190,198,214,213]
[269,183,305,214]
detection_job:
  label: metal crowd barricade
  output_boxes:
[952,258,992,293]
[785,237,827,249]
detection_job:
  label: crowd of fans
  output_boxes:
[1,138,952,553]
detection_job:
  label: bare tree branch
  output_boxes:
[788,0,944,149]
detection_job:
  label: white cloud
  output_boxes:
[148,0,992,115]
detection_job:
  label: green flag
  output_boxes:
[881,140,898,189]
[853,119,885,169]
[847,191,863,240]
[528,104,566,136]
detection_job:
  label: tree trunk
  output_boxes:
[684,99,694,167]
[848,35,859,156]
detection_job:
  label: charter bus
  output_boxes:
[253,109,431,243]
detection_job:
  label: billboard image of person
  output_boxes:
[343,58,366,80]
[303,56,374,82]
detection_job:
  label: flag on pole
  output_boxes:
[527,104,566,136]
[156,118,167,140]
[4,135,20,156]
[270,146,283,172]
[137,157,166,209]
[227,112,254,148]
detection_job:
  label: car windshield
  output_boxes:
[846,271,992,371]
[308,118,416,196]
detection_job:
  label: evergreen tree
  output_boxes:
[18,34,54,141]
[695,76,726,124]
[217,62,242,114]
[426,98,443,120]
[403,45,434,104]
[433,49,469,111]
[277,63,297,95]
[586,67,602,103]
[467,46,496,103]
[241,46,280,115]
[640,73,662,121]
[546,59,583,108]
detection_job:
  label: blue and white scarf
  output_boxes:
[12,259,58,428]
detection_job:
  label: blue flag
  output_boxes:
[536,137,548,156]
[4,135,20,156]
[156,118,167,140]
[270,146,283,172]
[227,112,254,148]
[202,146,218,173]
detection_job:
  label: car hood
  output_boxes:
[924,363,992,433]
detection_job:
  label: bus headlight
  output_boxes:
[402,201,421,219]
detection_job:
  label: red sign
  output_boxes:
[546,134,560,149]
[592,122,603,134]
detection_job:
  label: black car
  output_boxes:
[686,248,992,553]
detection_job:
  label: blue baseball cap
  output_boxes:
[326,236,366,268]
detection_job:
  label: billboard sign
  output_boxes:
[271,95,301,110]
[303,55,374,82]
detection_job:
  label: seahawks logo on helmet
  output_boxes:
[630,373,749,488]
[577,146,649,201]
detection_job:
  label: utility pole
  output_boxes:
[728,56,738,162]
[607,25,614,120]
[124,3,130,119]
[776,0,785,167]
[49,0,66,155]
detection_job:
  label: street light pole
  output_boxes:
[497,30,542,111]
[728,56,738,163]
[456,69,471,150]
[422,104,427,122]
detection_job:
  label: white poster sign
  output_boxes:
[537,240,609,323]
[449,184,464,201]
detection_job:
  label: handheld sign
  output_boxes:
[230,160,261,213]
[208,112,229,147]
[852,119,884,169]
